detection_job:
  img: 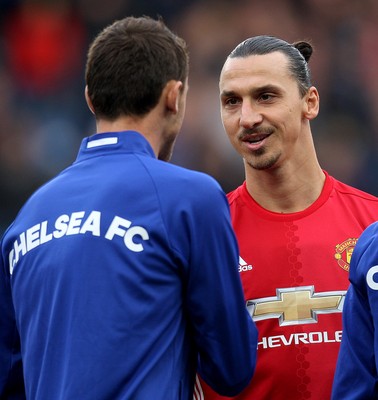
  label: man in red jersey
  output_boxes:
[195,35,378,400]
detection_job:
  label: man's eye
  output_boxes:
[225,98,239,106]
[260,93,273,101]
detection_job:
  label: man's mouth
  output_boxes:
[241,132,271,151]
[242,134,269,144]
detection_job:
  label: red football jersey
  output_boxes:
[198,171,378,400]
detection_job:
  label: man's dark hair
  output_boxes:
[228,35,313,97]
[85,16,189,120]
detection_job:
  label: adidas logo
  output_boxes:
[239,256,253,273]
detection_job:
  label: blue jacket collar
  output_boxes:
[76,131,156,162]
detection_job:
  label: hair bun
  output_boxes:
[293,41,313,62]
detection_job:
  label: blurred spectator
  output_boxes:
[3,0,86,95]
[0,0,378,234]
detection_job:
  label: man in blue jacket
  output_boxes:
[332,220,378,399]
[0,16,257,400]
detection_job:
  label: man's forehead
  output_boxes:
[221,51,288,76]
[220,52,291,88]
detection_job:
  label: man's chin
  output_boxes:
[245,155,280,171]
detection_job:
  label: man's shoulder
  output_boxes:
[156,161,222,193]
[331,175,378,203]
[356,221,378,248]
[146,162,229,216]
[349,221,378,281]
[226,183,245,205]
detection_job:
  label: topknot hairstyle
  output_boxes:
[228,35,313,97]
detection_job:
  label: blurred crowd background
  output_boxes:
[0,0,378,233]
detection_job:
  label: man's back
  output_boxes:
[1,132,256,399]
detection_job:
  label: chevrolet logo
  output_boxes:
[247,286,346,326]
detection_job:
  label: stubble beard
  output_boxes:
[245,148,281,171]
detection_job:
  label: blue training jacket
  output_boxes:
[332,221,378,399]
[0,131,257,400]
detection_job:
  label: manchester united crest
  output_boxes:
[334,238,358,272]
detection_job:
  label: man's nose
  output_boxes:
[240,101,263,128]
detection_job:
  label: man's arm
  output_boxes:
[332,222,378,399]
[184,178,257,396]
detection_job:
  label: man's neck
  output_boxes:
[245,163,326,213]
[95,113,162,159]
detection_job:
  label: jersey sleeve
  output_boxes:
[176,176,258,396]
[332,221,378,399]
[0,235,26,399]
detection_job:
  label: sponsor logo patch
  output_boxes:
[247,286,346,326]
[239,256,253,273]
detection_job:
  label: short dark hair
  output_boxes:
[85,16,189,119]
[228,35,313,97]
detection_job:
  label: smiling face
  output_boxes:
[219,51,318,171]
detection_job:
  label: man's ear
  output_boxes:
[165,80,183,114]
[85,86,95,115]
[303,86,319,120]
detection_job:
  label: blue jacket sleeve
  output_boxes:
[332,222,378,399]
[0,237,26,399]
[174,176,258,396]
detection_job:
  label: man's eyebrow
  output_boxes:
[255,84,280,93]
[221,84,281,98]
[220,90,236,98]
